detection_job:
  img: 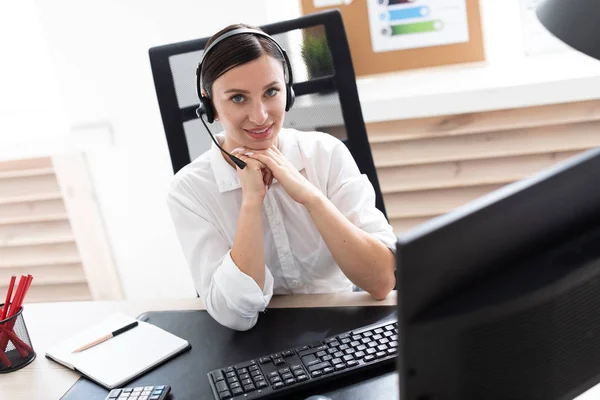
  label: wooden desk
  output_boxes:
[0,292,396,400]
[1,291,599,400]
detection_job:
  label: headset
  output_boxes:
[195,28,296,169]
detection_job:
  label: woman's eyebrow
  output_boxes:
[224,81,279,94]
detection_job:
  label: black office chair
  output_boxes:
[148,9,387,219]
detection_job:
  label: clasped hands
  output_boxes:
[231,145,322,206]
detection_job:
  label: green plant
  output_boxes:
[301,33,333,79]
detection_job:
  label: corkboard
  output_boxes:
[300,0,485,77]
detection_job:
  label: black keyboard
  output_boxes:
[207,318,398,399]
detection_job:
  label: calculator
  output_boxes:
[105,384,170,400]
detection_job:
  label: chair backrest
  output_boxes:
[149,9,387,218]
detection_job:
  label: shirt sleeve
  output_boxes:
[325,140,397,253]
[167,179,274,331]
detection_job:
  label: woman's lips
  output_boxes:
[244,124,273,139]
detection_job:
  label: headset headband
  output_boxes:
[196,28,294,98]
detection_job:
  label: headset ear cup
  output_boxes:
[286,85,295,112]
[199,96,215,123]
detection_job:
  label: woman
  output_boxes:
[167,23,396,331]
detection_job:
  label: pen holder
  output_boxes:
[0,303,36,373]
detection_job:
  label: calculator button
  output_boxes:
[108,389,121,398]
[138,396,148,400]
[149,396,160,400]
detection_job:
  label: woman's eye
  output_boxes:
[231,94,245,103]
[265,88,279,97]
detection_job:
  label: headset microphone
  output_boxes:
[195,108,247,169]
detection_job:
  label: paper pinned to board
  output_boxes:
[367,0,470,53]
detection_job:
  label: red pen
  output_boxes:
[0,276,16,321]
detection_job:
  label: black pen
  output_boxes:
[72,321,139,353]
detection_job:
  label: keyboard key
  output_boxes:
[216,381,228,393]
[302,354,320,366]
[285,378,296,385]
[237,368,248,375]
[270,376,282,384]
[297,374,309,381]
[259,357,271,364]
[241,378,252,386]
[212,370,225,382]
[230,382,240,389]
[270,353,281,359]
[239,373,250,380]
[364,355,375,362]
[346,360,359,367]
[256,380,268,389]
[273,358,285,365]
[273,382,284,390]
[311,370,323,378]
[376,351,387,358]
[282,350,294,357]
[282,373,293,380]
[219,391,232,399]
[278,367,291,374]
[249,365,260,372]
[108,389,121,399]
[232,388,244,396]
[308,361,331,373]
[334,363,346,370]
[244,384,256,392]
[291,364,303,371]
[323,367,334,374]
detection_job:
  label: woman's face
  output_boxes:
[211,54,287,151]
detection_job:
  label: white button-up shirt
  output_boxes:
[167,128,396,330]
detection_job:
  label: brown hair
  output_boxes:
[200,23,286,98]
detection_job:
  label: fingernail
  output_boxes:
[244,152,254,156]
[231,147,245,153]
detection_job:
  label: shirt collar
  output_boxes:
[209,128,305,193]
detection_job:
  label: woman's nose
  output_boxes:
[248,101,268,125]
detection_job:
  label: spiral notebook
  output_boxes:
[45,313,191,389]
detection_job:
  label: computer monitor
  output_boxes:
[396,147,600,400]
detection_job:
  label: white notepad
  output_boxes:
[45,313,190,389]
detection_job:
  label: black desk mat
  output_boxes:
[60,306,399,400]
